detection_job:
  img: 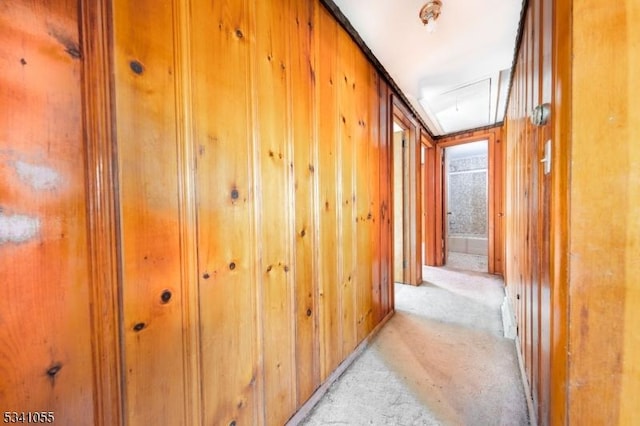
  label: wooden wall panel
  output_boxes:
[289,0,321,408]
[316,6,342,381]
[505,0,640,424]
[337,28,357,359]
[190,1,259,425]
[112,1,189,424]
[5,1,399,424]
[357,65,378,339]
[254,1,298,423]
[0,3,97,424]
[568,0,639,423]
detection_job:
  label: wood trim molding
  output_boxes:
[80,1,123,424]
[550,0,571,422]
[171,0,202,424]
[434,122,504,141]
[392,97,422,285]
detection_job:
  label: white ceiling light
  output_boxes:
[419,1,443,33]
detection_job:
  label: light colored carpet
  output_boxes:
[301,266,529,426]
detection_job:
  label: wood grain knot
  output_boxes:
[229,262,236,270]
[231,189,239,200]
[229,421,237,426]
[203,272,210,279]
[20,58,27,65]
[160,290,172,303]
[129,60,144,75]
[300,229,306,237]
[235,28,244,38]
[133,322,146,332]
[46,363,62,377]
[306,309,312,317]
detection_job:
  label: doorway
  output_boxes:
[444,140,489,273]
[392,120,409,284]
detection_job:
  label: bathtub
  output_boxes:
[448,235,488,256]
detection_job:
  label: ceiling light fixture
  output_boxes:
[419,0,443,33]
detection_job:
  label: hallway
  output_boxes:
[301,267,529,425]
[2,1,637,423]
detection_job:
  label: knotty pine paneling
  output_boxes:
[254,1,297,423]
[184,0,394,422]
[112,1,189,424]
[316,5,342,381]
[337,26,357,360]
[289,0,321,408]
[0,3,97,424]
[190,0,259,424]
[504,0,557,424]
[505,0,640,424]
[4,0,401,424]
[354,63,376,341]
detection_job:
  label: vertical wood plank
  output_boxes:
[254,1,296,423]
[568,0,637,423]
[112,0,188,423]
[0,2,96,424]
[365,67,381,335]
[337,28,357,358]
[316,5,342,380]
[354,50,373,343]
[289,0,320,408]
[190,1,258,424]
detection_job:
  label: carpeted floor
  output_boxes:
[301,266,530,426]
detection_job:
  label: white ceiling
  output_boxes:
[330,0,523,136]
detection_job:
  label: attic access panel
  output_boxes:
[430,78,492,133]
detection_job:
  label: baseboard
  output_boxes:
[514,333,538,426]
[286,309,396,425]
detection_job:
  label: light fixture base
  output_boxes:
[419,1,443,26]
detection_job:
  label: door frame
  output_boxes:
[390,96,423,285]
[435,126,504,274]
